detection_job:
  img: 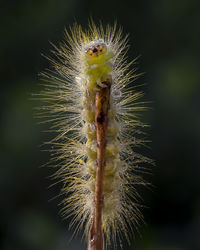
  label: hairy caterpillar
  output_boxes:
[37,20,152,249]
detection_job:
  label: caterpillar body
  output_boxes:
[38,21,151,249]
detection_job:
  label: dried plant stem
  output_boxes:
[88,80,111,250]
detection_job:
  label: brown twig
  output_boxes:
[88,80,111,250]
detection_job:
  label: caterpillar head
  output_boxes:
[83,39,113,81]
[84,39,106,55]
[83,40,113,65]
[86,44,106,58]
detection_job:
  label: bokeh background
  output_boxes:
[1,0,200,249]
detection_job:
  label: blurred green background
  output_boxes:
[1,0,200,249]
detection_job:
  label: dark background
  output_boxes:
[1,0,200,249]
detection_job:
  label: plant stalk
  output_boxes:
[88,79,111,250]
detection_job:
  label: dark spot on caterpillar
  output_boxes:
[97,112,105,123]
[93,48,98,53]
[101,79,112,87]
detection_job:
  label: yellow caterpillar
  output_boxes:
[38,20,152,249]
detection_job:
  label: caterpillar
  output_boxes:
[37,20,152,250]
